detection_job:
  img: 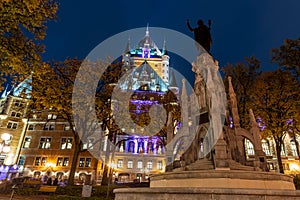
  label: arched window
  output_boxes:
[79,172,87,184]
[56,172,64,179]
[290,140,298,156]
[33,171,41,178]
[262,139,271,156]
[244,138,255,159]
[128,141,135,153]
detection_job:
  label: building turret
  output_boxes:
[161,40,170,84]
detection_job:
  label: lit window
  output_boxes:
[47,113,57,120]
[39,137,51,149]
[34,157,41,166]
[85,158,91,167]
[41,157,47,166]
[147,160,153,170]
[18,156,26,166]
[64,125,70,131]
[157,160,163,170]
[268,163,274,170]
[244,138,255,159]
[57,157,69,167]
[79,158,85,167]
[57,157,63,166]
[63,158,69,166]
[262,140,271,156]
[290,140,298,156]
[137,160,143,169]
[61,137,73,149]
[117,159,123,168]
[78,157,91,168]
[127,160,133,169]
[83,138,94,150]
[281,144,286,156]
[23,137,31,148]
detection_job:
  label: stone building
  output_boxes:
[0,78,102,184]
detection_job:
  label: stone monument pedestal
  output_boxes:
[114,187,300,200]
[114,170,300,200]
[150,170,295,190]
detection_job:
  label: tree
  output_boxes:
[251,69,300,173]
[31,59,81,185]
[0,0,58,85]
[271,38,300,79]
[221,56,261,129]
[32,58,125,185]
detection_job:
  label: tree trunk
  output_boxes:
[101,164,109,186]
[68,136,81,185]
[101,136,112,186]
[275,142,284,174]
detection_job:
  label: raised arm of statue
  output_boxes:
[186,19,194,32]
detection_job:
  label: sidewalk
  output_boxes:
[0,194,51,200]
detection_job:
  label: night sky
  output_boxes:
[43,0,300,73]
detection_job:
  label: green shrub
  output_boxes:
[14,187,39,195]
[55,185,83,196]
[0,184,128,199]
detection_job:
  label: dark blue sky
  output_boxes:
[43,0,300,72]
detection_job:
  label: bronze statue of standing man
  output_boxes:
[187,19,212,53]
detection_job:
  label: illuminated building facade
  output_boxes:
[0,78,102,184]
[106,28,180,183]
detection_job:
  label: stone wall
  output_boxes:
[114,187,300,200]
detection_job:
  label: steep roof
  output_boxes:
[12,75,32,98]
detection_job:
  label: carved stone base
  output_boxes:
[114,187,300,200]
[149,170,295,190]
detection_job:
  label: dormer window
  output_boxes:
[142,48,150,58]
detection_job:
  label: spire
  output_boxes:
[124,37,131,53]
[12,75,32,98]
[162,39,168,55]
[249,108,260,140]
[146,23,149,36]
[228,76,240,128]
